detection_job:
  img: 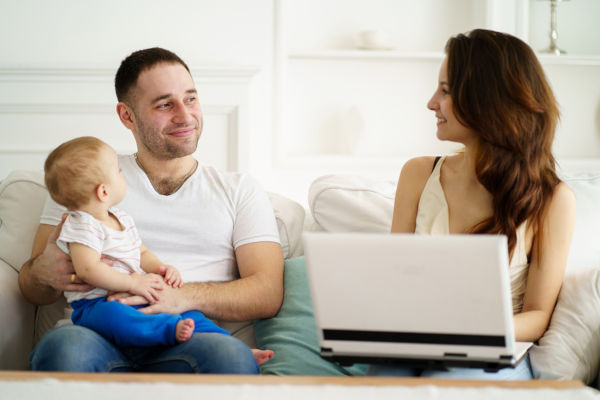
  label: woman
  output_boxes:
[370,29,575,379]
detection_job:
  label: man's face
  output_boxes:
[127,62,203,160]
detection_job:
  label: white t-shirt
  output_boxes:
[41,154,281,284]
[57,207,144,303]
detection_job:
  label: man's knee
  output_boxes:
[30,325,127,372]
[184,333,259,374]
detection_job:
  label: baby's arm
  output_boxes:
[139,244,183,288]
[69,242,163,303]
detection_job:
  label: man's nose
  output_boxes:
[172,102,192,123]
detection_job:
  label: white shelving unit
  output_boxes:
[288,50,445,62]
[289,50,600,66]
[535,54,600,66]
[273,0,600,176]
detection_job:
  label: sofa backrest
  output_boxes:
[308,172,600,272]
[0,170,47,271]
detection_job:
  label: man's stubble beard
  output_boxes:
[134,111,202,160]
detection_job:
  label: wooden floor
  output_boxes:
[0,370,585,389]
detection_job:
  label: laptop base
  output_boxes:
[321,353,521,373]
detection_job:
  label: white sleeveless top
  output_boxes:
[415,156,529,314]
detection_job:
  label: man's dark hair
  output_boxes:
[115,47,190,103]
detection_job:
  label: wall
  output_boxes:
[0,0,599,207]
[0,0,274,178]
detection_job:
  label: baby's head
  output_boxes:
[44,136,114,210]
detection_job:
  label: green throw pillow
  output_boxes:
[254,256,367,375]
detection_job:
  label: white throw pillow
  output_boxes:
[267,192,306,259]
[0,170,47,271]
[562,173,600,271]
[308,174,395,232]
[530,268,600,385]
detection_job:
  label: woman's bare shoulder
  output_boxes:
[400,156,439,178]
[549,181,576,212]
[396,156,440,197]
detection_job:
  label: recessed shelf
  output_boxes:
[288,50,600,66]
[288,50,445,62]
[535,54,600,66]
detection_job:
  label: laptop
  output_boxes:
[303,232,532,371]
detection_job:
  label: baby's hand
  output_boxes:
[160,265,183,288]
[129,273,164,304]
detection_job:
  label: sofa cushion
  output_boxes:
[267,193,306,259]
[0,170,47,271]
[308,174,395,233]
[528,173,600,385]
[561,173,600,271]
[530,268,600,385]
[254,256,367,376]
[0,259,35,369]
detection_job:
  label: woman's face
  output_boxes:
[427,58,476,145]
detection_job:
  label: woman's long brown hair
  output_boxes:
[445,29,561,258]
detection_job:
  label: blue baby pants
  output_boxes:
[71,297,229,347]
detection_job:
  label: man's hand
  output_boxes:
[19,216,94,305]
[108,283,187,315]
[44,215,93,292]
[36,216,93,293]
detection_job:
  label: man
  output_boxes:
[18,48,284,373]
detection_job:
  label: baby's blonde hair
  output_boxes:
[44,136,109,210]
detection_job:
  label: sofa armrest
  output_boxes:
[0,258,35,370]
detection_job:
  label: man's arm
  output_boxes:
[18,220,92,305]
[115,241,284,321]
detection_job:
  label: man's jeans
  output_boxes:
[29,325,259,373]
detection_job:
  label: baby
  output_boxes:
[44,136,272,363]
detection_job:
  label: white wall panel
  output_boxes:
[0,67,256,179]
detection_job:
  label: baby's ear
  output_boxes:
[96,183,109,202]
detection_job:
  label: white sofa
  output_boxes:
[2,168,600,387]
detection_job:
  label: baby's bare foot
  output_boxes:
[175,318,195,343]
[252,349,274,365]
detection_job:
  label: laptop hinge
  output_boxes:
[321,347,333,356]
[500,355,513,360]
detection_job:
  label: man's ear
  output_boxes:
[95,183,109,202]
[117,102,135,130]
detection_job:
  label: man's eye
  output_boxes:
[186,96,196,103]
[157,103,170,109]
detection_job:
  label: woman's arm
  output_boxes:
[514,182,576,342]
[391,156,437,233]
